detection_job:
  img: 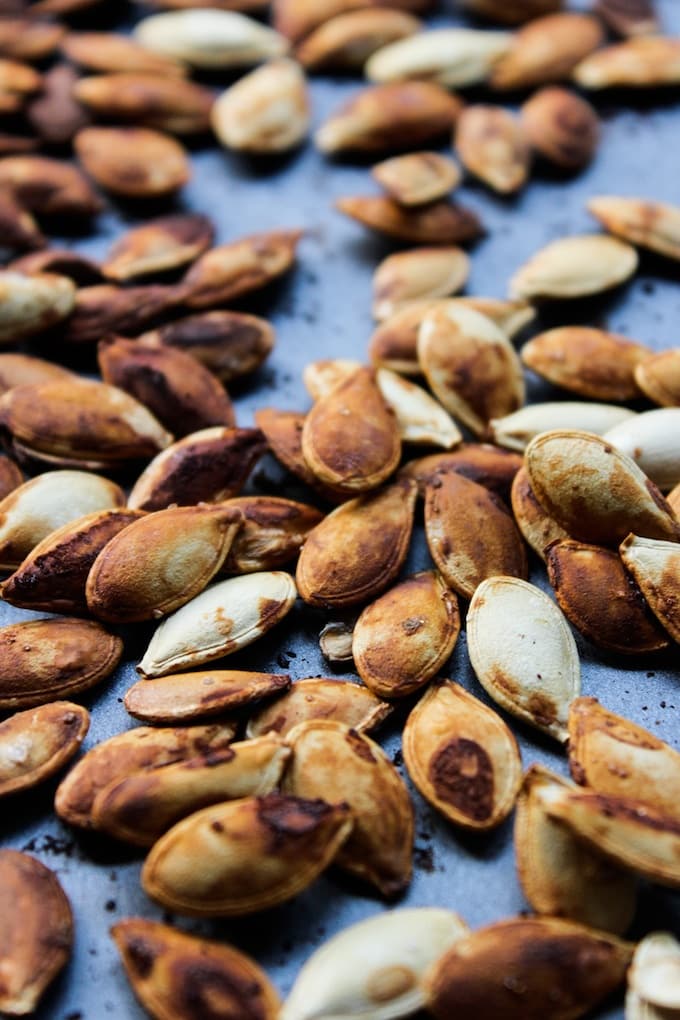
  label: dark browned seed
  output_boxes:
[1,508,143,616]
[521,87,600,169]
[246,677,391,738]
[74,126,192,198]
[62,284,181,344]
[0,156,103,218]
[336,196,482,245]
[254,407,345,500]
[399,443,523,500]
[0,701,89,798]
[61,31,188,77]
[125,670,291,724]
[138,310,274,383]
[9,249,102,285]
[128,426,267,511]
[0,353,74,394]
[73,72,214,135]
[102,214,213,282]
[27,0,106,13]
[424,470,528,599]
[0,453,23,501]
[220,496,323,573]
[27,64,90,146]
[0,188,44,252]
[0,19,65,62]
[295,9,422,71]
[0,617,123,711]
[546,539,670,655]
[111,919,281,1019]
[273,0,431,43]
[511,464,570,562]
[98,337,235,439]
[595,0,659,37]
[490,13,605,91]
[0,272,76,345]
[0,850,73,1016]
[181,229,303,309]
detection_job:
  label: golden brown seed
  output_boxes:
[316,81,462,154]
[376,368,463,449]
[595,0,658,38]
[425,916,633,1020]
[182,229,302,308]
[588,196,680,262]
[546,539,670,654]
[0,454,22,502]
[98,337,235,438]
[142,792,353,916]
[0,272,76,345]
[425,471,527,599]
[569,696,680,818]
[510,234,638,300]
[515,765,638,935]
[635,349,680,406]
[0,702,89,798]
[0,189,44,253]
[284,720,413,897]
[302,366,401,494]
[246,677,391,738]
[574,37,680,89]
[138,571,297,678]
[669,482,680,517]
[619,533,680,644]
[0,353,74,394]
[460,0,561,24]
[0,470,125,572]
[0,20,63,61]
[102,214,213,283]
[75,126,191,198]
[1,508,143,616]
[0,156,102,218]
[0,617,122,711]
[418,303,525,437]
[372,247,469,321]
[63,284,180,345]
[112,919,281,1020]
[521,87,600,170]
[352,572,459,698]
[139,310,274,383]
[336,196,481,245]
[296,479,417,608]
[93,735,291,846]
[525,430,680,546]
[86,504,242,624]
[365,28,512,88]
[296,8,421,71]
[128,426,267,511]
[400,443,523,500]
[372,151,461,207]
[510,465,571,561]
[61,31,188,77]
[491,14,604,90]
[221,496,323,573]
[0,379,172,470]
[27,64,90,148]
[468,576,581,742]
[255,407,339,497]
[403,679,522,830]
[0,851,73,1016]
[521,327,650,402]
[455,105,530,194]
[125,670,290,724]
[212,58,310,154]
[74,73,214,134]
[55,722,237,829]
[273,0,431,44]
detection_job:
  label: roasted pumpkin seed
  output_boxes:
[376,368,463,448]
[627,931,680,1014]
[26,65,90,148]
[604,409,680,491]
[0,155,102,218]
[102,214,213,282]
[365,28,512,88]
[0,271,75,344]
[246,677,391,738]
[588,195,680,262]
[273,0,430,44]
[135,9,288,68]
[372,150,461,207]
[574,37,680,89]
[0,702,89,799]
[491,14,604,90]
[0,352,74,394]
[221,496,323,573]
[297,9,421,71]
[373,247,469,321]
[400,443,523,499]
[619,533,680,644]
[455,105,531,194]
[182,229,302,308]
[635,349,680,407]
[63,284,180,345]
[491,401,635,452]
[74,73,214,135]
[510,465,570,561]
[125,669,290,724]
[336,195,481,245]
[75,126,191,198]
[212,58,310,154]
[61,30,188,77]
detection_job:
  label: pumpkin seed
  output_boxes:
[0,454,22,501]
[8,250,101,285]
[627,932,680,1014]
[619,533,680,644]
[212,58,310,154]
[61,30,188,77]
[365,28,512,88]
[74,72,214,134]
[512,232,636,299]
[604,409,680,491]
[221,496,323,573]
[0,353,74,394]
[296,9,422,70]
[400,443,523,500]
[246,677,391,738]
[595,0,659,38]
[318,622,355,664]
[273,0,430,44]
[337,195,481,245]
[491,401,635,452]
[372,150,461,207]
[574,37,680,89]
[63,284,180,345]
[0,702,89,799]
[75,126,191,198]
[182,229,302,308]
[510,465,570,562]
[635,349,680,407]
[0,271,75,344]
[0,156,102,218]
[373,247,469,321]
[455,105,531,194]
[102,214,213,282]
[125,669,290,724]
[135,9,288,68]
[255,407,345,500]
[0,189,44,253]
[0,19,64,62]
[588,196,680,262]
[491,14,604,90]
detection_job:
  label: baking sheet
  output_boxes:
[2,2,680,1017]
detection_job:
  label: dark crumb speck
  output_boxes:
[162,912,175,925]
[277,653,291,668]
[414,845,435,873]
[105,900,116,913]
[647,672,656,678]
[64,1012,82,1020]
[392,749,403,767]
[642,705,648,711]
[21,834,74,857]
[661,701,666,709]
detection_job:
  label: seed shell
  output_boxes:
[569,697,680,817]
[61,31,188,77]
[138,570,297,678]
[515,765,638,935]
[400,443,523,500]
[102,214,213,283]
[134,9,288,69]
[256,406,347,499]
[281,907,470,1020]
[0,470,124,571]
[0,353,74,394]
[627,932,680,1012]
[0,702,89,799]
[373,247,469,321]
[141,792,353,916]
[1,508,143,616]
[0,271,75,344]
[372,151,461,207]
[491,401,635,452]
[319,621,354,664]
[221,496,323,573]
[246,677,391,738]
[491,14,604,90]
[55,722,237,829]
[212,58,310,154]
[296,479,417,608]
[425,916,633,1020]
[376,369,463,449]
[93,734,291,846]
[63,284,180,345]
[74,72,214,135]
[619,533,680,644]
[604,409,680,491]
[182,229,302,308]
[588,196,680,262]
[296,9,422,71]
[0,156,102,218]
[523,85,601,170]
[510,465,570,561]
[336,195,481,245]
[425,471,528,599]
[525,430,680,546]
[125,669,290,724]
[0,851,73,1016]
[455,105,530,194]
[76,126,191,198]
[0,617,123,711]
[284,719,414,897]
[403,679,522,830]
[365,28,512,88]
[635,349,680,407]
[353,571,460,698]
[574,37,680,89]
[467,576,581,742]
[112,918,281,1020]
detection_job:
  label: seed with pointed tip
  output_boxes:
[125,670,290,725]
[246,677,391,739]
